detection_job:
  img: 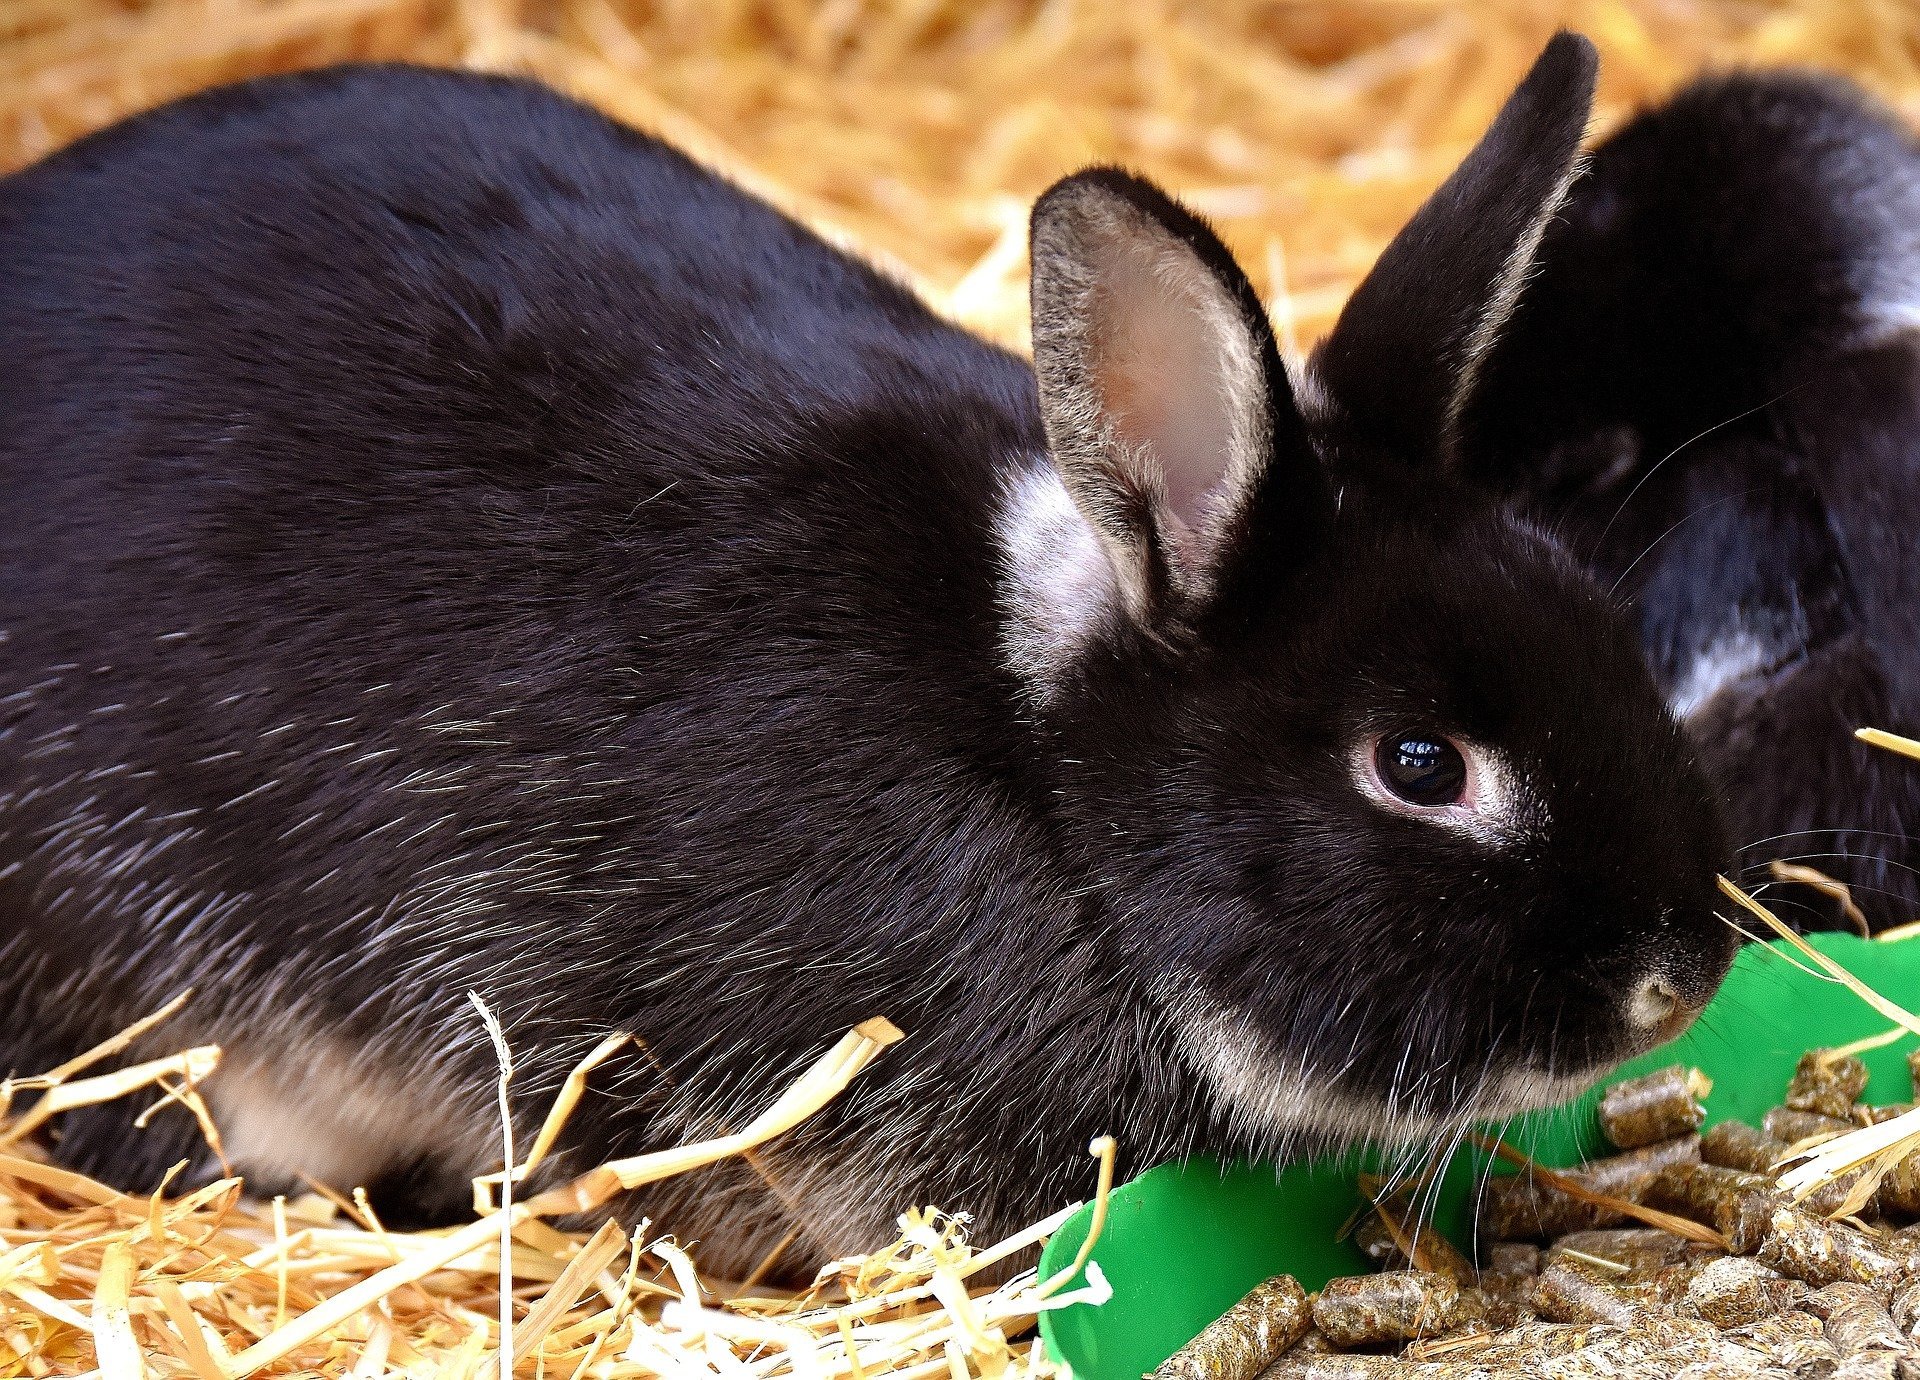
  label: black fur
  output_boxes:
[1465,70,1920,931]
[1,41,1732,1273]
[1314,31,1596,469]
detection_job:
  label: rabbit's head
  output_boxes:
[1000,33,1735,1152]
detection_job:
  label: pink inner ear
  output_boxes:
[1089,244,1262,560]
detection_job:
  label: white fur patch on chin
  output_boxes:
[1167,985,1592,1144]
[994,463,1117,698]
[1166,987,1446,1144]
[1473,1064,1606,1120]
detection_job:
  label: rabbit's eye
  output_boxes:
[1373,732,1468,807]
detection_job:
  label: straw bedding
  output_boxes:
[5,2,1920,1376]
[5,1,1919,355]
[0,1007,1116,1378]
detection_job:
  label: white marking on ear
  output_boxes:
[993,462,1117,696]
[1348,738,1546,848]
[1290,352,1337,429]
[1840,149,1920,347]
[1030,176,1276,615]
[1444,148,1590,457]
[1306,35,1596,469]
[1858,299,1920,345]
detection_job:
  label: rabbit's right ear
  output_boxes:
[1309,32,1598,470]
[1026,168,1319,630]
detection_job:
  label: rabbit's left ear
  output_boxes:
[1310,31,1598,469]
[1029,169,1319,627]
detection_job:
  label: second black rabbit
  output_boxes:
[1467,70,1920,933]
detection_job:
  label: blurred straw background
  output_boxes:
[5,1,1919,354]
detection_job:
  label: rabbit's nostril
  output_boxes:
[1628,974,1681,1032]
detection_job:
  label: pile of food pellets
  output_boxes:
[1155,1053,1920,1379]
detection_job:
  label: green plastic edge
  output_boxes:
[1036,931,1920,1380]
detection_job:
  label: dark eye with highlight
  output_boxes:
[1374,732,1468,807]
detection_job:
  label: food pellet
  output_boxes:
[1727,1309,1839,1371]
[1703,1118,1879,1215]
[1312,1271,1464,1348]
[1700,1119,1786,1173]
[1192,1045,1920,1376]
[1477,1133,1700,1240]
[1467,1249,1539,1330]
[1150,1275,1309,1380]
[1403,1227,1476,1285]
[1645,1162,1776,1253]
[1875,1148,1920,1216]
[1684,1255,1805,1328]
[1831,1354,1901,1380]
[1763,1104,1854,1145]
[1530,1260,1644,1326]
[1467,1285,1533,1333]
[1756,1205,1904,1292]
[1288,1329,1338,1356]
[1892,1277,1920,1343]
[1808,1281,1906,1357]
[1785,1050,1870,1119]
[1482,1242,1539,1278]
[1548,1226,1695,1273]
[1506,1315,1727,1369]
[1262,1356,1515,1379]
[1597,1064,1711,1149]
[1465,1321,1609,1361]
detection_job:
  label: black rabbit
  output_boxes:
[0,34,1734,1273]
[1465,68,1920,935]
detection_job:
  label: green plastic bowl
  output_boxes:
[1037,930,1920,1380]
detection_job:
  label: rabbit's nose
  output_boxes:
[1628,971,1704,1044]
[1629,974,1679,1030]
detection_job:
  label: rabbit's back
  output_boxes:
[0,65,1058,1231]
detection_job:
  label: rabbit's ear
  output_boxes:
[1029,168,1317,625]
[1309,31,1597,470]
